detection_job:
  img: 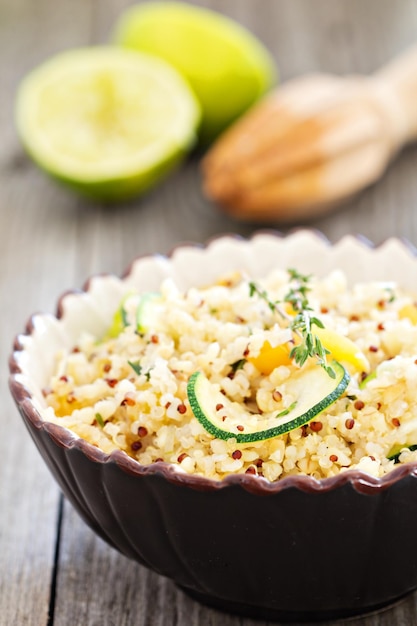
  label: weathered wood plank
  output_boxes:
[0,1,103,625]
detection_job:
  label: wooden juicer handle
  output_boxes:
[373,44,417,148]
[202,43,417,222]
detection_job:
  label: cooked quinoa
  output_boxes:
[42,269,417,481]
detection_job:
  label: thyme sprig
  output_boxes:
[249,269,335,379]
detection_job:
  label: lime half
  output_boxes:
[15,46,201,201]
[113,2,277,142]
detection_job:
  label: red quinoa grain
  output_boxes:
[310,421,323,432]
[121,393,136,406]
[272,389,283,402]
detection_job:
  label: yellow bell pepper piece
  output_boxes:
[398,303,417,325]
[314,327,369,373]
[250,324,369,376]
[284,302,297,316]
[249,341,292,375]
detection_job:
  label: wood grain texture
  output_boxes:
[3,0,417,625]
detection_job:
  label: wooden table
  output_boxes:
[3,0,417,624]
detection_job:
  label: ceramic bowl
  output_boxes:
[9,230,417,622]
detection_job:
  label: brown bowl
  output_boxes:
[9,230,417,622]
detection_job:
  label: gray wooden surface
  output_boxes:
[3,0,417,624]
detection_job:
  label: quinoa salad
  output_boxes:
[42,269,417,481]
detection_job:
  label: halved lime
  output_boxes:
[15,46,201,201]
[113,2,277,142]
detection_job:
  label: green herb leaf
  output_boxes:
[95,413,105,428]
[276,401,297,418]
[128,360,143,376]
[128,360,151,381]
[385,287,396,303]
[249,270,335,378]
[230,358,246,373]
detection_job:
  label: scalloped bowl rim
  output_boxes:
[9,228,417,496]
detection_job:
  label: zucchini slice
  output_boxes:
[387,443,417,463]
[187,362,350,443]
[358,370,376,390]
[136,292,164,334]
[107,291,133,338]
